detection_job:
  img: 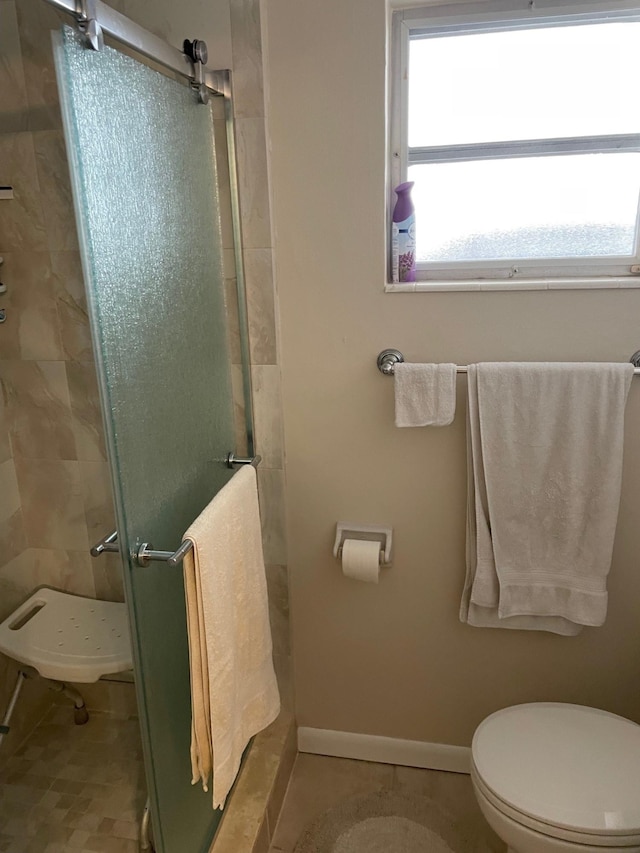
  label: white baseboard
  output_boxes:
[297,727,471,774]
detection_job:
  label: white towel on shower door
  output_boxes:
[460,362,633,634]
[183,465,280,809]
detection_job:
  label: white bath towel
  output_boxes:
[394,363,457,427]
[460,362,633,634]
[183,465,280,809]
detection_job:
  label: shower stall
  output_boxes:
[0,1,265,851]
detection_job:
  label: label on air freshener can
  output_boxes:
[392,215,416,283]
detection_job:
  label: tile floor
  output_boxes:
[0,704,146,853]
[268,753,506,853]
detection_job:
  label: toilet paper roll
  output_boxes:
[341,538,381,583]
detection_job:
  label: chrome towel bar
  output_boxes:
[90,453,261,567]
[226,453,261,468]
[377,348,640,376]
[90,529,194,567]
[137,539,194,568]
[90,529,119,556]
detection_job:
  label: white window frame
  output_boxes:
[388,0,640,291]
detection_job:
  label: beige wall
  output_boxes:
[263,0,640,746]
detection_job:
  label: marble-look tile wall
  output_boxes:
[0,0,290,737]
[0,0,122,755]
[0,0,122,609]
[228,0,292,711]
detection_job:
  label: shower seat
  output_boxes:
[0,587,132,745]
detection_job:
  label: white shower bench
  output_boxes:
[0,587,132,740]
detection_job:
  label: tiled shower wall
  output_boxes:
[228,0,291,709]
[0,0,290,748]
[0,0,122,756]
[0,0,123,599]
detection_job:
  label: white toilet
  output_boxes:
[470,703,640,853]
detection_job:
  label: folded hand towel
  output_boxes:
[460,362,633,634]
[394,363,457,427]
[183,465,280,809]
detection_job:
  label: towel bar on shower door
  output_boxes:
[90,529,194,567]
[89,453,261,567]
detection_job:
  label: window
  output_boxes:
[389,1,640,287]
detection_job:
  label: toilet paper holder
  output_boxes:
[333,522,393,567]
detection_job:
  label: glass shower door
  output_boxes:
[54,27,237,853]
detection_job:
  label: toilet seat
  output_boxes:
[472,760,640,847]
[471,703,640,844]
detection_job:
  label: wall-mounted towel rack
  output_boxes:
[376,348,640,376]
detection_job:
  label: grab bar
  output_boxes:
[377,348,640,376]
[90,453,261,567]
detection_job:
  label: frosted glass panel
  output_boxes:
[55,27,235,853]
[410,153,640,264]
[409,22,640,147]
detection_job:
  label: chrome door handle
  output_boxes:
[90,530,119,557]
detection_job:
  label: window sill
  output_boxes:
[385,277,640,293]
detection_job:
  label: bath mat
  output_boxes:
[294,789,471,853]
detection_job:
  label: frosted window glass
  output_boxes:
[409,154,640,263]
[409,22,640,148]
[55,27,234,853]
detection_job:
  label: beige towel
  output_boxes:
[394,363,457,427]
[460,362,633,634]
[183,465,280,809]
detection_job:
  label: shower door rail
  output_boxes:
[41,0,228,97]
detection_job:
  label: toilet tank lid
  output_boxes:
[472,703,640,835]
